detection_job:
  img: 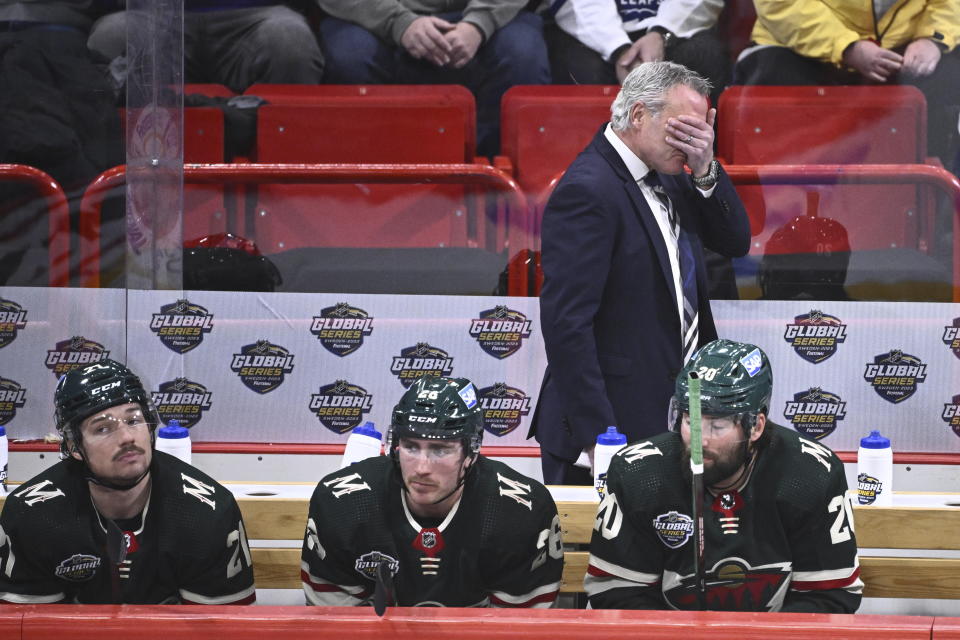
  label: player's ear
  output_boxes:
[630,102,646,128]
[749,413,767,443]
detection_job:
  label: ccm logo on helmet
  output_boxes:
[90,381,122,396]
[409,415,438,423]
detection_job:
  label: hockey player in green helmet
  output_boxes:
[586,339,862,613]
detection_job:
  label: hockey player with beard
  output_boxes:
[301,375,563,608]
[585,339,862,612]
[0,360,255,604]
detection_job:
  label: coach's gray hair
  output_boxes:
[610,61,711,132]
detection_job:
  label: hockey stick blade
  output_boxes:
[372,556,395,617]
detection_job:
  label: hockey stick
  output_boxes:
[688,371,707,610]
[372,556,395,617]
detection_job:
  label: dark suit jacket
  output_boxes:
[530,124,751,461]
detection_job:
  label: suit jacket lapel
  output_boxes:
[593,129,678,304]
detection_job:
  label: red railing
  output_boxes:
[79,163,529,288]
[0,164,70,287]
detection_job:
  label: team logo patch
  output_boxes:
[857,473,884,505]
[390,342,453,388]
[354,551,400,581]
[0,298,28,348]
[310,302,374,357]
[468,306,532,359]
[711,491,744,535]
[783,387,847,440]
[55,554,102,582]
[863,349,927,403]
[152,378,212,428]
[0,377,27,426]
[941,318,960,360]
[230,340,295,394]
[783,310,847,364]
[150,299,214,354]
[652,511,694,549]
[738,348,763,377]
[941,394,960,438]
[666,558,792,612]
[45,336,109,378]
[478,382,531,437]
[309,379,373,434]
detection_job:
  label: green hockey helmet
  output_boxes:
[387,376,484,461]
[54,359,159,457]
[670,339,773,431]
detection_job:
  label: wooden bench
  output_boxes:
[3,490,958,600]
[235,491,960,600]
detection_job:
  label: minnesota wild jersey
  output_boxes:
[586,424,862,612]
[0,451,255,605]
[301,455,563,608]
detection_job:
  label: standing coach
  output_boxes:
[530,61,751,484]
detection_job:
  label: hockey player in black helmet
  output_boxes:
[0,359,255,605]
[302,376,563,609]
[586,339,863,613]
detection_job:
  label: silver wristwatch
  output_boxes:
[692,159,720,189]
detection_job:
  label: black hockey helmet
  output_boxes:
[387,376,484,463]
[670,339,773,433]
[54,359,159,458]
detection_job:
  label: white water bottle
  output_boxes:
[340,422,382,469]
[857,430,893,506]
[156,419,192,465]
[594,426,627,498]
[0,425,8,496]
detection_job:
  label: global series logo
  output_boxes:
[0,298,28,348]
[941,394,960,438]
[0,377,27,426]
[941,318,960,360]
[863,349,927,404]
[652,511,694,549]
[309,380,373,434]
[230,340,295,394]
[390,342,453,388]
[469,306,532,359]
[45,337,110,378]
[151,378,212,428]
[783,387,847,440]
[150,299,214,354]
[783,310,847,364]
[478,382,531,437]
[310,302,374,357]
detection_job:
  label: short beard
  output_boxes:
[681,438,751,487]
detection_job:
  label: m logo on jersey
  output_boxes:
[152,378,212,428]
[857,473,885,505]
[940,394,960,438]
[150,299,214,354]
[55,554,101,581]
[941,318,960,360]
[652,511,694,549]
[0,377,27,426]
[311,302,374,357]
[863,349,927,403]
[309,379,373,434]
[390,343,453,388]
[355,551,399,581]
[783,387,847,440]
[0,298,28,348]
[666,558,792,611]
[469,306,532,359]
[479,383,531,437]
[14,479,65,506]
[783,310,847,363]
[230,340,295,394]
[45,337,109,378]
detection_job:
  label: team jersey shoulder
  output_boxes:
[311,455,388,506]
[477,457,557,520]
[765,424,846,511]
[154,452,243,539]
[608,432,684,510]
[4,461,80,520]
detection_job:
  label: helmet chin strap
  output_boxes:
[427,453,476,505]
[74,442,153,492]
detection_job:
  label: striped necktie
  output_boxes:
[643,171,699,362]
